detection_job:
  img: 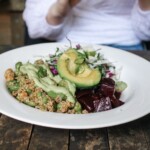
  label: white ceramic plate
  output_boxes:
[0,43,150,129]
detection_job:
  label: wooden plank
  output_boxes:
[28,126,69,150]
[69,129,109,150]
[0,13,12,45]
[0,0,25,12]
[0,13,24,46]
[108,119,149,150]
[140,114,150,149]
[11,13,24,46]
[0,115,33,150]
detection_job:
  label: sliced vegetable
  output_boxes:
[58,79,76,96]
[47,91,66,100]
[115,81,127,92]
[74,102,82,113]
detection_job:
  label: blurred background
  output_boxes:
[0,0,25,47]
[0,0,150,51]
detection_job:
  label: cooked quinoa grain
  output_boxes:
[5,69,15,81]
[4,60,86,114]
[5,69,83,114]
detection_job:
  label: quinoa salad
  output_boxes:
[4,44,127,114]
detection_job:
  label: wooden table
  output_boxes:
[0,46,150,150]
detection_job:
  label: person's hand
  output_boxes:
[139,0,150,10]
[46,0,80,25]
[57,0,80,8]
[52,0,80,17]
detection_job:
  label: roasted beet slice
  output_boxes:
[76,89,93,99]
[111,96,124,108]
[77,94,95,112]
[99,78,115,97]
[91,94,101,111]
[114,91,121,99]
[76,78,125,113]
[94,96,112,112]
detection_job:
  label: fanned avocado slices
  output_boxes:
[57,48,101,88]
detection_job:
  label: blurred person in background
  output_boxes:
[23,0,150,50]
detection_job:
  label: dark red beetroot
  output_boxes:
[111,96,124,108]
[77,92,112,112]
[93,96,112,112]
[98,78,115,97]
[114,91,121,99]
[77,94,95,112]
[76,89,93,99]
[76,78,124,113]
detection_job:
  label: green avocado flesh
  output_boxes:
[57,49,101,88]
[20,62,75,103]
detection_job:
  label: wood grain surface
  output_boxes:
[0,0,25,46]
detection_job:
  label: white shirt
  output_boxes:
[23,0,150,46]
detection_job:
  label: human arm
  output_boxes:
[23,0,63,40]
[139,0,150,10]
[46,0,80,25]
[131,0,150,41]
[23,0,79,40]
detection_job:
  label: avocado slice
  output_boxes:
[59,79,76,96]
[20,63,75,103]
[57,48,101,88]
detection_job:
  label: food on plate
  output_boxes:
[4,44,127,114]
[57,48,101,88]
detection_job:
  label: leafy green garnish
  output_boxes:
[37,66,47,78]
